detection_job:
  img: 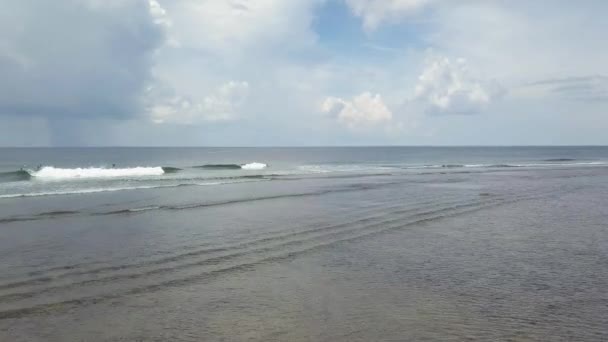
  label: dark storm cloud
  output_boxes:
[0,0,163,119]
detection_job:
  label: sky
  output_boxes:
[0,0,607,146]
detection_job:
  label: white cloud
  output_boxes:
[202,81,250,121]
[414,56,503,114]
[3,0,608,146]
[160,0,320,55]
[149,81,249,124]
[345,0,431,31]
[322,92,392,129]
[428,2,608,82]
[148,0,170,27]
[146,0,324,127]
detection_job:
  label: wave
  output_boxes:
[493,161,606,168]
[402,164,491,169]
[543,158,576,162]
[194,162,267,170]
[195,164,242,170]
[441,164,519,168]
[0,177,275,199]
[0,186,168,199]
[457,162,605,168]
[313,161,608,173]
[403,164,514,170]
[485,164,520,168]
[161,167,181,173]
[0,189,563,319]
[0,210,80,224]
[0,170,31,182]
[299,165,393,173]
[125,206,161,213]
[27,166,165,179]
[241,162,267,170]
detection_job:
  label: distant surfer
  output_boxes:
[112,164,116,168]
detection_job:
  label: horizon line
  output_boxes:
[1,145,608,148]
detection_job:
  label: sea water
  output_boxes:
[0,147,607,341]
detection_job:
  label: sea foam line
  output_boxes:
[0,181,254,199]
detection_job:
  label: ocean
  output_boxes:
[1,146,607,341]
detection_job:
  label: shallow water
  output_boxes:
[0,147,607,341]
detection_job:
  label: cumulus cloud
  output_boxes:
[0,0,165,120]
[144,0,324,129]
[345,0,432,31]
[414,56,503,115]
[149,81,250,124]
[2,0,607,146]
[322,92,392,129]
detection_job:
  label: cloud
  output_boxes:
[1,0,608,146]
[345,0,431,31]
[523,76,608,102]
[148,81,250,124]
[322,92,392,129]
[427,2,608,81]
[161,0,321,56]
[0,0,165,120]
[414,56,503,115]
[148,0,171,27]
[144,0,325,128]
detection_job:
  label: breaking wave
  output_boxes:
[27,166,166,179]
[241,162,267,170]
[196,163,267,170]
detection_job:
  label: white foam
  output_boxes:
[574,161,606,165]
[0,179,270,199]
[0,186,161,198]
[510,162,607,168]
[299,164,395,173]
[298,165,331,173]
[127,206,161,212]
[28,166,165,179]
[241,162,267,170]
